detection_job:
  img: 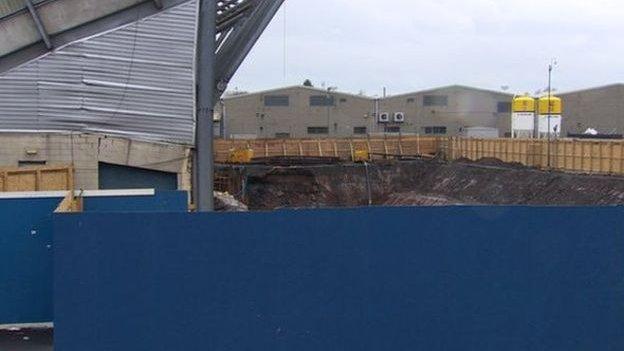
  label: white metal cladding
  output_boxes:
[0,0,198,144]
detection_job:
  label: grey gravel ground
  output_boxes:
[0,328,53,351]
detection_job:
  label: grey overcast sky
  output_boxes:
[228,0,624,96]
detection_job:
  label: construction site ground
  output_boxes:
[216,158,624,210]
[0,327,52,351]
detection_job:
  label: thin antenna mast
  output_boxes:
[283,3,287,82]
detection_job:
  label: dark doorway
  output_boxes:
[98,163,177,190]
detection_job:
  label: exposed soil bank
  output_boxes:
[217,159,624,210]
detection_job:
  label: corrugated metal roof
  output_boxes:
[0,0,48,19]
[0,0,198,144]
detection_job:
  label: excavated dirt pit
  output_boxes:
[216,158,624,211]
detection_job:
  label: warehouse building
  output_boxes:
[220,85,514,139]
[560,84,624,135]
[220,86,375,139]
[378,86,513,137]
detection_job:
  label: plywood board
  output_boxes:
[0,166,73,192]
[445,137,624,175]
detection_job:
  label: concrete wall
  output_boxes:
[221,85,513,139]
[0,133,191,190]
[560,84,624,135]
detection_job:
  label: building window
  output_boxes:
[275,132,291,139]
[264,95,290,106]
[18,160,46,167]
[423,95,448,107]
[423,126,447,135]
[307,127,329,135]
[497,101,512,113]
[407,97,415,103]
[385,126,401,133]
[309,95,335,106]
[353,127,367,135]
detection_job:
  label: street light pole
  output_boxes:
[547,63,552,168]
[546,59,557,168]
[326,87,336,136]
[326,88,331,134]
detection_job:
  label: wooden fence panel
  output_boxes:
[0,166,73,192]
[213,137,441,163]
[215,137,624,176]
[445,137,624,176]
[614,143,624,174]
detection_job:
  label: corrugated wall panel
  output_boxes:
[0,67,38,128]
[0,1,197,144]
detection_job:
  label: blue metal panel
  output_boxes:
[53,207,624,351]
[0,196,61,324]
[0,192,186,325]
[83,191,188,212]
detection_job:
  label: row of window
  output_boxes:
[268,126,448,137]
[264,95,345,107]
[497,102,512,113]
[265,95,450,107]
[264,94,511,111]
[423,126,447,135]
[307,127,330,134]
[307,126,368,135]
[309,95,335,106]
[423,95,448,107]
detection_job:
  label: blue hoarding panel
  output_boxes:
[54,207,624,351]
[0,196,60,324]
[83,191,188,212]
[0,191,186,325]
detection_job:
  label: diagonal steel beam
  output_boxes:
[213,0,285,103]
[25,0,53,50]
[216,0,254,33]
[0,0,193,74]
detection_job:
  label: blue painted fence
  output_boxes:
[83,191,188,212]
[0,191,188,325]
[0,197,58,324]
[54,207,624,351]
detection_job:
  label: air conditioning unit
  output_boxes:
[394,112,405,123]
[378,112,390,123]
